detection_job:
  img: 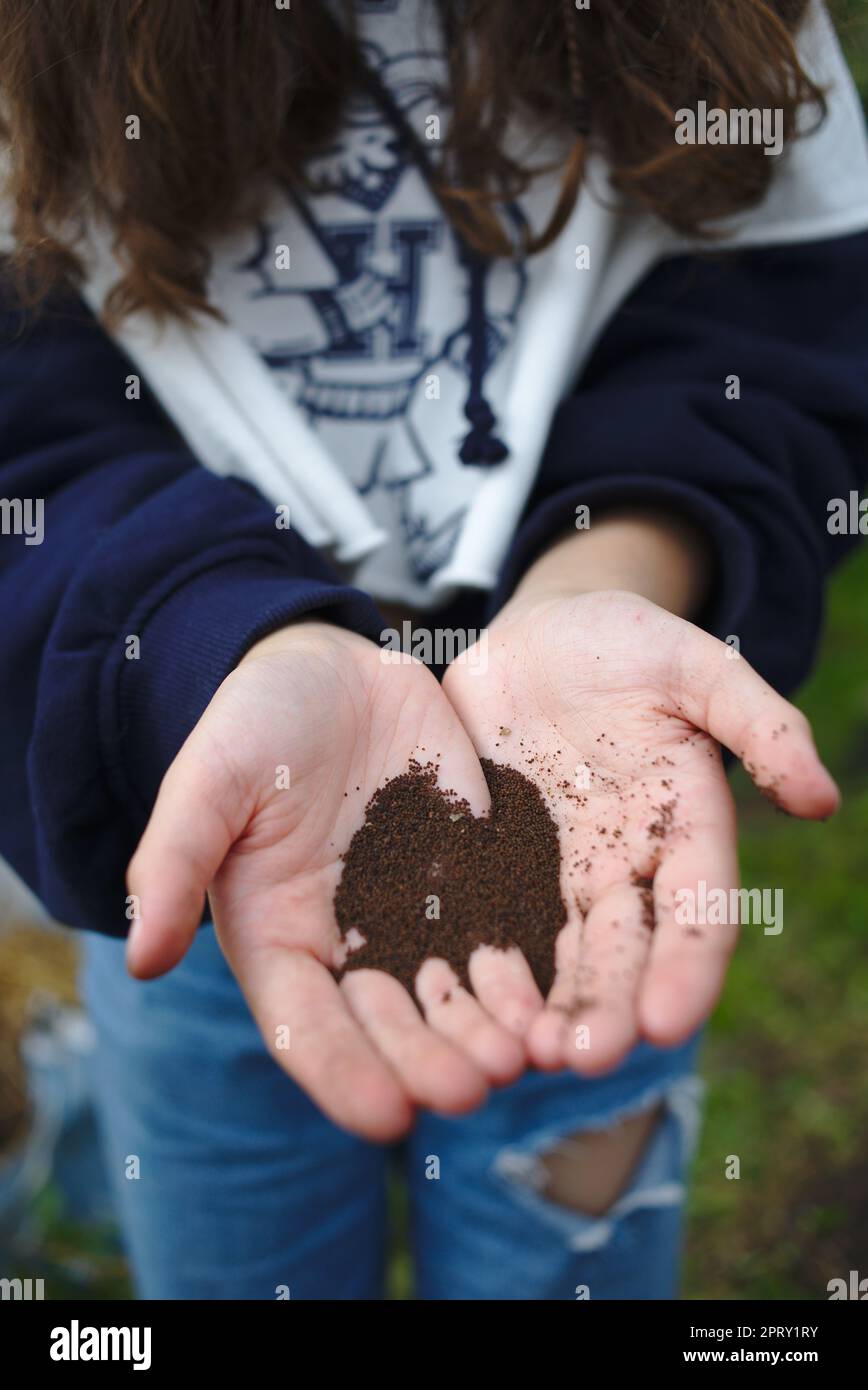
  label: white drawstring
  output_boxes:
[79,228,387,561]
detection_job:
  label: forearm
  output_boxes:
[509,508,712,620]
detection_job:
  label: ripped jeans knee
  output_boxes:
[539,1101,666,1218]
[490,1075,703,1294]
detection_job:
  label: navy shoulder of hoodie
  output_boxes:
[491,230,868,697]
[1,229,868,936]
[0,278,385,934]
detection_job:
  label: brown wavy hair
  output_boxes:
[0,0,824,324]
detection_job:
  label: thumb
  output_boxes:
[126,748,240,979]
[676,629,839,820]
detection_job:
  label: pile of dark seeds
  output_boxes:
[334,759,566,997]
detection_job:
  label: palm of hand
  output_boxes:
[130,626,526,1139]
[131,597,836,1137]
[444,589,835,1075]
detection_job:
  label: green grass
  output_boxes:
[662,4,868,1298]
[15,1185,132,1300]
[685,545,868,1299]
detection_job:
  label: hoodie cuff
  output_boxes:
[113,559,384,811]
[486,474,759,641]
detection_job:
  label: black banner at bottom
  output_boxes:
[4,1296,865,1374]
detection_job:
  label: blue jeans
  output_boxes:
[81,925,702,1300]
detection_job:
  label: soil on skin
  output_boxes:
[334,759,566,997]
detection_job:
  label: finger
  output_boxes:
[525,878,587,1070]
[528,855,590,1068]
[531,883,654,1077]
[565,882,654,1076]
[377,653,492,818]
[415,957,526,1085]
[639,820,740,1047]
[422,698,492,821]
[674,633,838,819]
[224,940,413,1143]
[127,747,240,979]
[341,968,489,1114]
[466,944,546,1039]
[525,917,581,1071]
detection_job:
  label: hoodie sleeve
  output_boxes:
[0,281,384,936]
[489,229,868,696]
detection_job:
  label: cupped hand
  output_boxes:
[442,589,838,1076]
[126,621,527,1142]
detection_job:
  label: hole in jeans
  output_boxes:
[538,1102,665,1218]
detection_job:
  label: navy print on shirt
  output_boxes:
[210,8,528,592]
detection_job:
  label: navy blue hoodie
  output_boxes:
[1,228,867,936]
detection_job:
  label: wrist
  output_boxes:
[509,508,712,620]
[241,617,373,668]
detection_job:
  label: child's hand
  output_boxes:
[443,588,839,1076]
[125,621,527,1141]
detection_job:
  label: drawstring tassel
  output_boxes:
[458,251,508,466]
[459,398,508,465]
